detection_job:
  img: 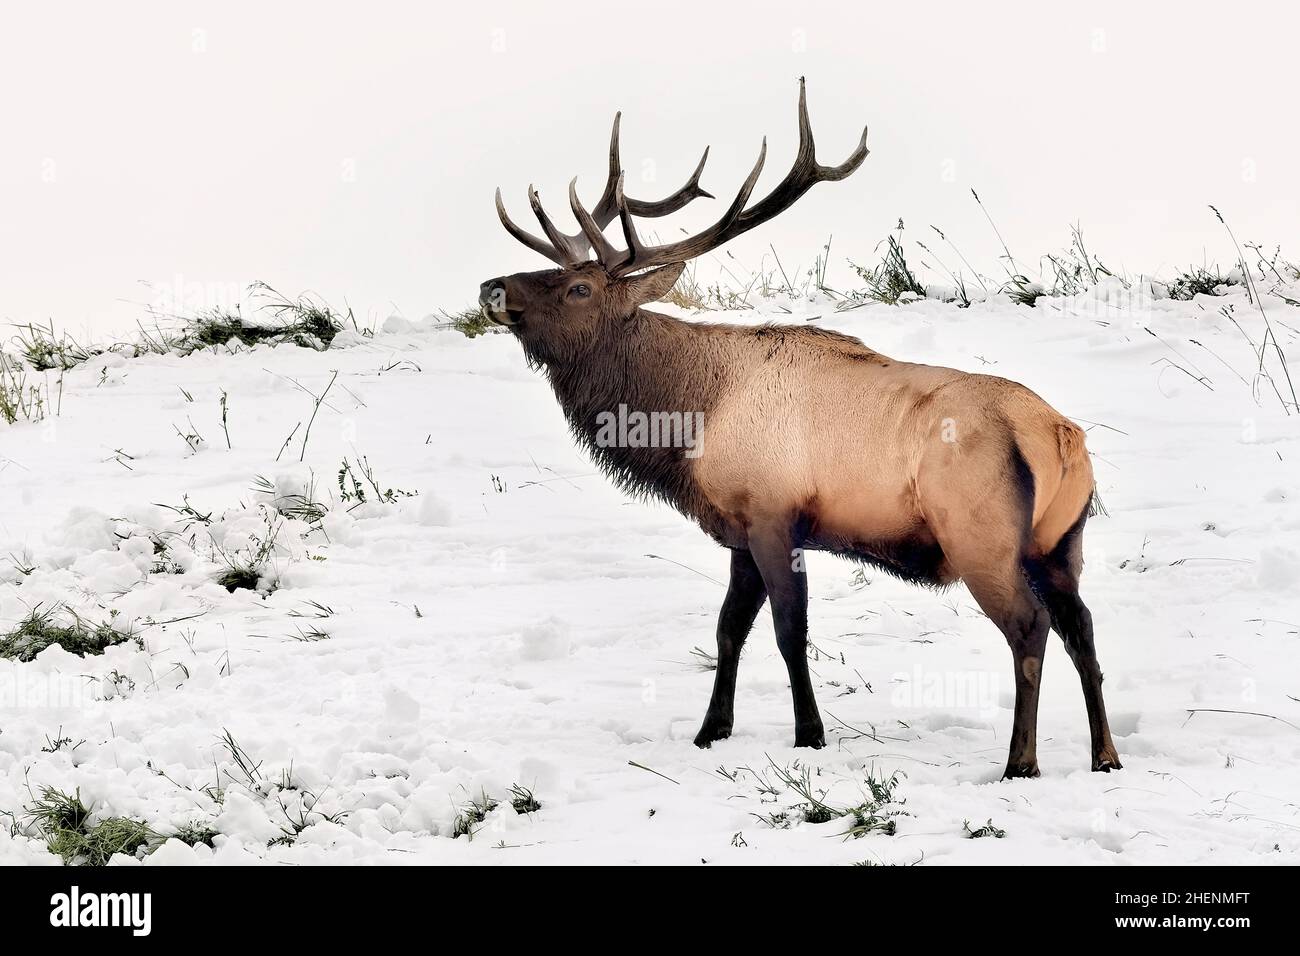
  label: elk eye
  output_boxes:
[569,283,591,298]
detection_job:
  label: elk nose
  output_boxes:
[478,279,505,310]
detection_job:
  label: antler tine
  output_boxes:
[612,173,646,269]
[584,113,625,225]
[605,78,869,276]
[569,177,624,268]
[589,112,714,223]
[612,142,767,277]
[789,75,862,174]
[732,76,869,227]
[528,185,588,264]
[496,187,569,266]
[618,147,714,220]
[799,76,870,181]
[817,123,870,180]
[796,75,816,164]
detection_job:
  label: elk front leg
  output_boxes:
[694,548,768,748]
[749,524,825,748]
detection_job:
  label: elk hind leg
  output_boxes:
[1027,511,1122,772]
[926,471,1049,778]
[968,570,1051,778]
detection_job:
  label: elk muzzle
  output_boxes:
[478,278,517,326]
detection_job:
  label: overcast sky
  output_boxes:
[1,1,1296,338]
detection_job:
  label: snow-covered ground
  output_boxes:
[2,281,1299,865]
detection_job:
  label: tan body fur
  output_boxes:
[693,327,1095,587]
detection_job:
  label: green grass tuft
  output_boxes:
[11,321,101,372]
[0,605,139,662]
[1043,225,1115,296]
[211,508,282,593]
[451,790,499,840]
[850,233,927,305]
[215,566,262,592]
[170,283,353,355]
[25,787,157,865]
[1167,266,1234,300]
[337,456,416,506]
[508,784,542,815]
[0,352,55,425]
[443,307,499,339]
[1004,275,1046,307]
[841,769,906,838]
[756,758,907,838]
[172,821,219,847]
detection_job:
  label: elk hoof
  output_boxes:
[1092,749,1123,772]
[693,722,732,749]
[1002,761,1041,779]
[794,726,826,749]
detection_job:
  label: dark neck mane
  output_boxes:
[522,309,733,529]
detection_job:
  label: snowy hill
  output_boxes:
[2,283,1298,865]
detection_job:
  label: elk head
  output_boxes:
[479,78,870,363]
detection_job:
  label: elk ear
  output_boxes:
[620,263,685,307]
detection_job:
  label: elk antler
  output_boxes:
[571,78,869,277]
[495,113,713,267]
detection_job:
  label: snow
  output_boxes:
[2,284,1299,865]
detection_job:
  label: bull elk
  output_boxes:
[479,79,1122,778]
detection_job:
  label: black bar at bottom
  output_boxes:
[0,863,1284,940]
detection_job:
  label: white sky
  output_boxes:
[1,1,1296,338]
